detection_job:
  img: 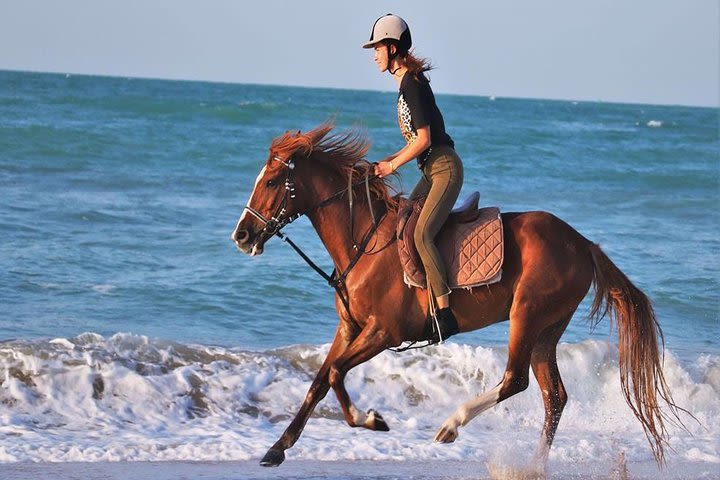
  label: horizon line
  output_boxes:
[3,68,717,110]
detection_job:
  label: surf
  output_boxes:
[0,333,716,468]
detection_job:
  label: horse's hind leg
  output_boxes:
[530,316,571,469]
[328,323,392,431]
[434,317,537,443]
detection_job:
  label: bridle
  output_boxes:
[242,155,384,251]
[239,155,390,326]
[239,154,434,353]
[241,155,302,244]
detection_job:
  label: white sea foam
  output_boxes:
[647,120,663,128]
[0,334,717,475]
[91,284,115,294]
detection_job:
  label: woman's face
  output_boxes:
[373,44,389,73]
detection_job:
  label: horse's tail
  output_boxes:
[588,243,680,466]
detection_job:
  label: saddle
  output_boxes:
[396,192,504,290]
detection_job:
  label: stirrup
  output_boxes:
[388,339,438,352]
[428,307,459,344]
[419,310,446,345]
[388,306,454,353]
[388,313,444,352]
[431,313,446,344]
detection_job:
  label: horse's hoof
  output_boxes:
[259,448,285,467]
[366,409,390,432]
[434,424,458,443]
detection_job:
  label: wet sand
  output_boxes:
[0,459,714,480]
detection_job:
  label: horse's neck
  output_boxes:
[306,195,389,271]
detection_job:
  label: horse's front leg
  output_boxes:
[328,323,393,431]
[260,325,354,467]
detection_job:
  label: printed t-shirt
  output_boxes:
[397,73,454,168]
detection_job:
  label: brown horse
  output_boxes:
[231,123,680,470]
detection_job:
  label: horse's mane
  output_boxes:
[270,122,399,212]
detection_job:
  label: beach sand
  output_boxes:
[1,459,714,480]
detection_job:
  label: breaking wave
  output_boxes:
[0,333,717,470]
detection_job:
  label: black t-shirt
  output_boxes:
[397,73,454,168]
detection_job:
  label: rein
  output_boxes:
[243,156,388,327]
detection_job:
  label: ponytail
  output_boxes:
[402,50,433,82]
[383,40,434,82]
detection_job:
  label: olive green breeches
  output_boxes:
[409,145,464,298]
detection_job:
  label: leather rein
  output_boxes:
[242,155,388,325]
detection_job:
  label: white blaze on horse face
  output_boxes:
[232,164,268,242]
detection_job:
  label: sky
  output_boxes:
[0,0,718,107]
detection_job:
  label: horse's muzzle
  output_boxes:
[231,227,264,256]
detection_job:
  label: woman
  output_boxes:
[364,14,463,343]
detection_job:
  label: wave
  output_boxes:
[0,333,717,470]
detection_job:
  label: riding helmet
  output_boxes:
[362,14,412,53]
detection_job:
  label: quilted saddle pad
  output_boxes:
[396,197,504,290]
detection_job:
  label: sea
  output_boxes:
[0,70,718,479]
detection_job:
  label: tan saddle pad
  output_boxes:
[396,193,504,290]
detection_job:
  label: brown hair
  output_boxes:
[402,49,433,81]
[381,40,433,82]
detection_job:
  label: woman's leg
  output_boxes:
[409,173,431,201]
[413,147,463,302]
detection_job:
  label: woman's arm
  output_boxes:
[374,125,431,178]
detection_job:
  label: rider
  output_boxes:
[365,14,463,342]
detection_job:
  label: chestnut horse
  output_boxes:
[231,123,679,470]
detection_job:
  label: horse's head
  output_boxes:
[232,122,394,256]
[231,124,335,255]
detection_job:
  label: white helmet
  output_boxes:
[362,14,412,53]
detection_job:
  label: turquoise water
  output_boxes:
[0,70,718,471]
[0,72,720,352]
[1,70,717,357]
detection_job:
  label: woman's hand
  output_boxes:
[374,127,430,178]
[374,160,395,178]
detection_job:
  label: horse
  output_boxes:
[231,122,680,471]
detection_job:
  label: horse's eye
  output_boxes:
[266,179,277,188]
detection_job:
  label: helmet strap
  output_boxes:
[386,44,401,75]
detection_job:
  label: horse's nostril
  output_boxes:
[234,229,250,243]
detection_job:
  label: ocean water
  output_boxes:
[0,70,718,477]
